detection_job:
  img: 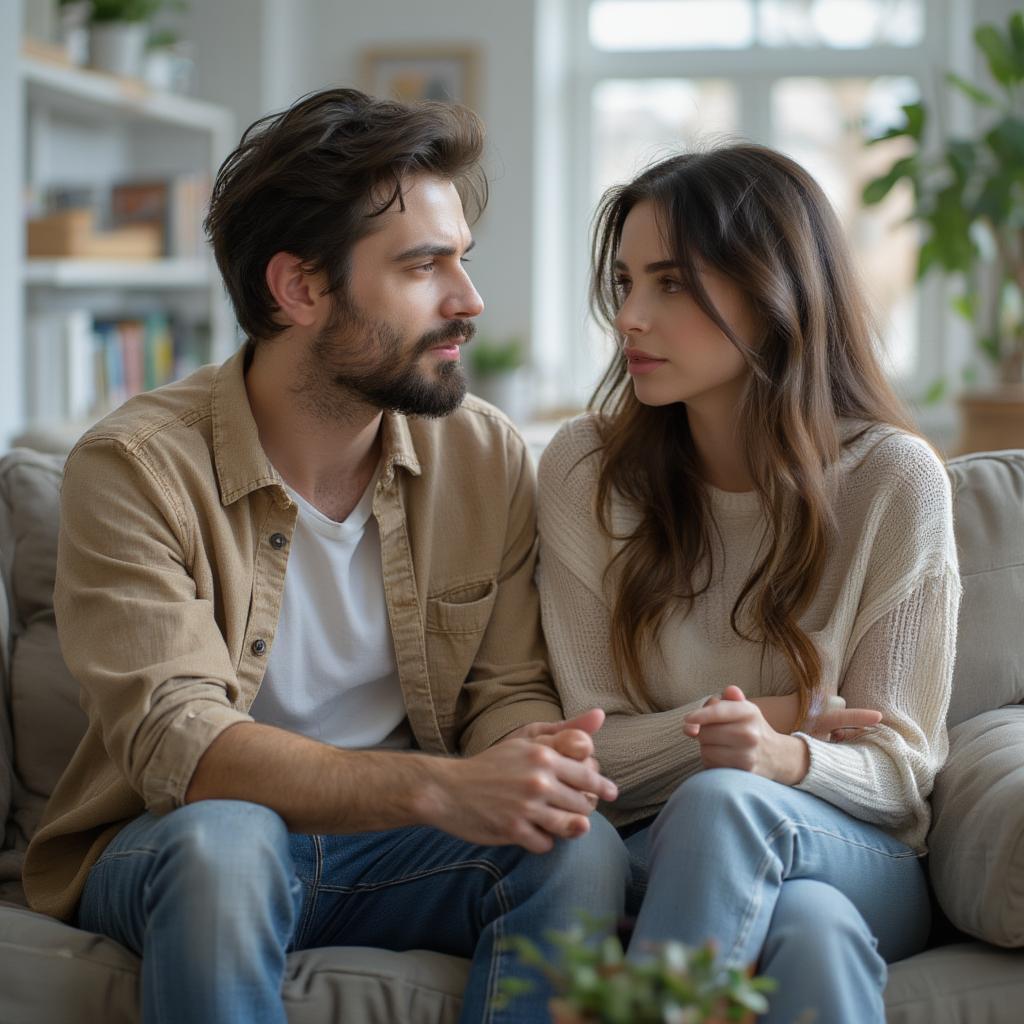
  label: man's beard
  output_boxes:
[294,296,474,421]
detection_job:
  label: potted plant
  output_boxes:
[862,11,1024,452]
[57,0,91,65]
[498,918,776,1024]
[143,29,194,93]
[89,0,185,79]
[468,335,527,421]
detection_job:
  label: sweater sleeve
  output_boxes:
[538,550,709,822]
[537,418,711,824]
[794,566,960,851]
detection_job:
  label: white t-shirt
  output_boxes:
[248,466,411,750]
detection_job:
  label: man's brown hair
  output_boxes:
[204,88,488,342]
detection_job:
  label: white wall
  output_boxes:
[1,0,24,446]
[180,0,538,364]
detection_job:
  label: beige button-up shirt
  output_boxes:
[25,344,562,921]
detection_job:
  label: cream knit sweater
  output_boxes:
[537,415,961,853]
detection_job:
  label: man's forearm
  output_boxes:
[184,721,445,834]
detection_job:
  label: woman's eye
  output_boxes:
[613,276,631,296]
[660,277,684,293]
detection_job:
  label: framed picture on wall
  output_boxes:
[361,46,480,110]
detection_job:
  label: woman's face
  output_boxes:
[613,201,759,411]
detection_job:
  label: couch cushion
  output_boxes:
[928,706,1024,947]
[0,904,467,1024]
[884,942,1024,1023]
[0,449,82,903]
[945,450,1024,727]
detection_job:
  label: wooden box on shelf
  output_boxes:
[27,208,162,260]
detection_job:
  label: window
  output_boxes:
[537,0,955,411]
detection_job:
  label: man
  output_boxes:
[23,89,629,1023]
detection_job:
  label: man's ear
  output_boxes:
[265,252,329,329]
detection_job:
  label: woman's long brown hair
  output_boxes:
[589,144,919,725]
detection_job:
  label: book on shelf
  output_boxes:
[109,172,212,258]
[26,310,210,425]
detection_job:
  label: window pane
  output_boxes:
[591,79,740,201]
[590,1,755,51]
[759,0,924,48]
[772,76,921,377]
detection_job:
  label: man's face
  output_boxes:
[296,174,484,420]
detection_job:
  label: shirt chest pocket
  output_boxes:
[424,578,499,746]
[425,577,498,635]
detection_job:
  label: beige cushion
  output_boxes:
[884,942,1024,1023]
[929,707,1024,947]
[0,450,82,905]
[945,450,1024,727]
[4,902,1021,1024]
[0,904,467,1024]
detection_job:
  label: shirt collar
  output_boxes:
[379,409,422,485]
[210,343,422,507]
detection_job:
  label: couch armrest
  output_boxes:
[929,706,1024,947]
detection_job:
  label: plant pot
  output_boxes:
[472,370,528,423]
[89,22,148,79]
[955,385,1024,454]
[58,1,92,66]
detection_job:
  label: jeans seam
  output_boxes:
[94,847,159,863]
[294,834,323,949]
[726,816,919,967]
[728,819,789,965]
[483,875,512,1024]
[788,821,920,859]
[315,857,504,894]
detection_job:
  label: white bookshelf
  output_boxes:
[21,52,234,133]
[3,40,236,448]
[24,257,216,289]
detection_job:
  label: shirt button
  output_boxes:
[251,638,267,656]
[270,532,287,549]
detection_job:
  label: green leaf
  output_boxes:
[926,184,977,272]
[862,157,916,205]
[946,140,977,185]
[924,378,948,404]
[975,172,1017,224]
[901,101,925,140]
[979,334,1002,362]
[985,117,1024,169]
[917,238,940,280]
[945,71,997,107]
[865,102,924,146]
[1009,12,1024,69]
[951,293,976,320]
[962,363,980,386]
[975,24,1018,86]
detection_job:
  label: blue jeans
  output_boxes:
[78,800,630,1024]
[624,769,931,1024]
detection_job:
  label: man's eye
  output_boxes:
[460,257,472,265]
[416,262,435,272]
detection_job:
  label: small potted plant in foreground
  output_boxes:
[499,917,776,1024]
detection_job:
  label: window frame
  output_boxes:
[536,0,974,431]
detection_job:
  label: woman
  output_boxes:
[537,144,959,1024]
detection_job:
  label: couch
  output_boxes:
[1,444,1023,1023]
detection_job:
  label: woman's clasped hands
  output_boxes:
[682,686,883,785]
